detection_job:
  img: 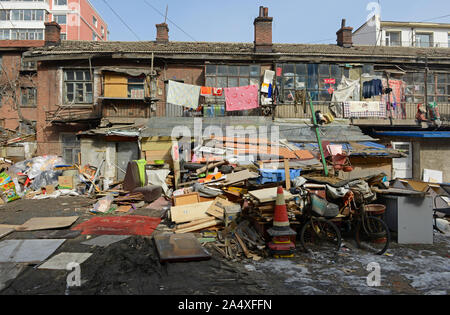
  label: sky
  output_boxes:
[90,0,450,43]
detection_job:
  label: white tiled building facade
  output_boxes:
[353,14,450,48]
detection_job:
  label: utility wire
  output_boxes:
[142,0,197,41]
[102,0,141,41]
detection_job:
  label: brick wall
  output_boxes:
[0,52,38,131]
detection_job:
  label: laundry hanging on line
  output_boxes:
[167,80,201,109]
[224,85,259,111]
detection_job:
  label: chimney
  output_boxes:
[254,6,273,53]
[336,19,353,48]
[44,21,61,46]
[155,23,169,43]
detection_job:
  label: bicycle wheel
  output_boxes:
[300,217,342,253]
[355,216,390,255]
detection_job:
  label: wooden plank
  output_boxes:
[174,219,221,234]
[176,217,217,230]
[249,187,294,203]
[206,197,235,220]
[284,159,291,190]
[16,216,79,232]
[173,192,200,206]
[170,201,214,224]
[235,232,252,259]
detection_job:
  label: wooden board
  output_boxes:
[0,227,13,239]
[248,187,294,203]
[170,201,214,224]
[16,216,79,232]
[284,159,291,190]
[176,217,218,230]
[116,205,132,213]
[206,197,235,220]
[173,192,200,206]
[174,219,221,234]
[222,169,259,185]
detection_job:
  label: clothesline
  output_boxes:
[167,80,266,112]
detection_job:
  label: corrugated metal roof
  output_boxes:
[139,117,375,142]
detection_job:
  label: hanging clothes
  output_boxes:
[224,85,259,111]
[167,80,201,109]
[212,88,223,96]
[331,76,360,103]
[200,86,212,96]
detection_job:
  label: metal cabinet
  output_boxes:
[378,195,433,244]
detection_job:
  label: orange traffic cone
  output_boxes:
[267,186,297,237]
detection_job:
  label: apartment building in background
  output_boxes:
[0,0,108,41]
[353,14,450,48]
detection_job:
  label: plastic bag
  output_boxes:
[0,172,20,203]
[27,156,65,179]
[91,195,114,214]
[29,170,62,191]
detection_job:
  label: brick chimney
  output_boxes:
[44,21,61,46]
[336,19,353,48]
[254,6,273,53]
[156,23,169,43]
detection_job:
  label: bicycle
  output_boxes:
[297,193,342,253]
[335,191,391,255]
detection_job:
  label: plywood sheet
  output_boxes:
[0,227,14,239]
[173,192,200,206]
[249,187,294,203]
[0,239,66,263]
[0,263,26,291]
[170,201,214,224]
[223,170,259,185]
[16,216,79,232]
[38,252,92,270]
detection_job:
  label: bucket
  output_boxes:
[364,204,386,215]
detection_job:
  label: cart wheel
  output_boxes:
[300,218,342,253]
[355,216,390,255]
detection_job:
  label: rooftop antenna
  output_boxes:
[164,4,168,24]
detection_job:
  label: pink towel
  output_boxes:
[224,85,259,111]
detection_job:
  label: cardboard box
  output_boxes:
[58,176,74,189]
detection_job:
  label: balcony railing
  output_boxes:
[275,101,450,125]
[46,104,101,123]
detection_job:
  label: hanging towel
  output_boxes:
[200,86,212,96]
[167,80,201,109]
[224,85,259,111]
[261,83,270,93]
[212,88,223,96]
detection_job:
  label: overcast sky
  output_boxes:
[90,0,450,43]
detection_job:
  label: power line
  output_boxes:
[101,0,141,41]
[142,0,197,42]
[418,13,450,23]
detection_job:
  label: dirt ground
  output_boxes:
[0,196,449,295]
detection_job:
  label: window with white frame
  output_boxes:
[93,16,97,28]
[416,33,433,47]
[385,31,401,46]
[53,14,66,24]
[54,0,67,6]
[63,70,93,104]
[11,29,44,40]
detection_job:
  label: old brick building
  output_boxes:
[4,6,450,181]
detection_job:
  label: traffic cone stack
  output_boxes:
[267,186,297,258]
